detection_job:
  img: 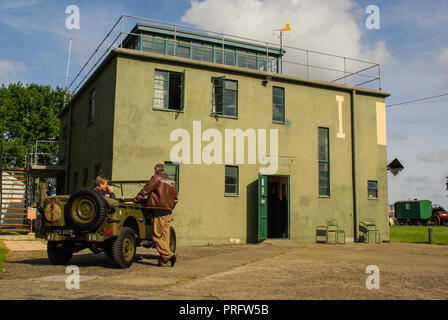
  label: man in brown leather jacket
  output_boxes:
[133,164,178,267]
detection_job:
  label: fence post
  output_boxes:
[344,57,347,85]
[378,64,382,90]
[120,15,124,48]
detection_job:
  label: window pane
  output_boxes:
[318,128,330,196]
[141,36,152,52]
[154,71,169,109]
[368,181,378,189]
[153,37,165,54]
[225,184,237,194]
[237,52,247,68]
[166,40,175,56]
[225,166,238,194]
[155,70,169,82]
[273,87,284,122]
[268,57,277,72]
[215,48,223,63]
[224,90,237,116]
[259,57,267,71]
[213,77,225,114]
[225,50,235,66]
[247,54,257,69]
[192,45,202,60]
[225,80,237,91]
[368,180,378,198]
[177,43,190,58]
[203,46,213,62]
[318,128,329,161]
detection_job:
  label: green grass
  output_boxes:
[390,225,448,245]
[0,241,8,279]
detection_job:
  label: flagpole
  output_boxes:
[280,30,283,74]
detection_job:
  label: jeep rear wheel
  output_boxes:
[65,188,108,232]
[170,226,176,254]
[112,227,136,268]
[47,241,73,265]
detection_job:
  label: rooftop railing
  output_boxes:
[64,14,382,106]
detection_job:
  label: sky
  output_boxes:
[1,0,447,207]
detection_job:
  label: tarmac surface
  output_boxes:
[0,239,447,300]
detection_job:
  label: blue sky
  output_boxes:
[1,0,447,207]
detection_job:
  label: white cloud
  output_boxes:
[435,47,448,71]
[388,132,407,142]
[402,175,430,185]
[181,0,396,82]
[0,0,38,10]
[416,150,448,163]
[0,60,27,78]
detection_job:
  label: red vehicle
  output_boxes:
[431,205,448,225]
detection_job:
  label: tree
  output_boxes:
[0,82,64,196]
[0,82,64,167]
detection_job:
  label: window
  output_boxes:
[152,36,166,54]
[177,41,191,59]
[82,168,88,188]
[165,161,179,192]
[259,57,268,71]
[212,77,238,117]
[224,50,236,66]
[225,166,239,195]
[153,70,184,111]
[368,180,378,199]
[273,87,285,123]
[247,53,257,70]
[215,48,223,64]
[88,89,95,124]
[318,127,330,196]
[202,45,213,62]
[237,51,248,68]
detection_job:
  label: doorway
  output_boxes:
[258,174,289,240]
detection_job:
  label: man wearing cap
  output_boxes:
[133,164,178,267]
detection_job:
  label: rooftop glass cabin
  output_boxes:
[122,23,284,73]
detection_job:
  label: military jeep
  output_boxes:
[38,188,176,268]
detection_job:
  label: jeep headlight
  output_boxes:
[44,200,62,223]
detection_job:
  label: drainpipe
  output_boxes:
[351,89,358,242]
[64,102,73,194]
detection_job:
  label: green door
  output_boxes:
[258,174,268,241]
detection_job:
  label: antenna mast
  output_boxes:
[63,38,73,108]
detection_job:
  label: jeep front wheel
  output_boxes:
[47,241,73,265]
[112,227,136,268]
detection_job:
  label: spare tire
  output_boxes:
[65,188,108,232]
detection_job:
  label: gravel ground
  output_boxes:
[0,240,447,300]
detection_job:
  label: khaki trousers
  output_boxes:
[151,214,173,264]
